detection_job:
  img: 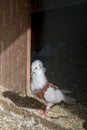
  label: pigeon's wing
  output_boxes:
[31,91,47,105]
[44,86,64,104]
[48,82,58,90]
[49,83,71,94]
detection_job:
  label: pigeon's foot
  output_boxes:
[38,109,48,117]
[36,106,47,117]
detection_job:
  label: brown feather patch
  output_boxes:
[34,82,57,99]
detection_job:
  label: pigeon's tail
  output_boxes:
[63,95,76,104]
[61,89,71,94]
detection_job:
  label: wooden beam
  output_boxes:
[26,1,31,96]
[0,0,30,94]
[26,29,31,96]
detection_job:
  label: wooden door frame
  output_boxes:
[26,1,31,96]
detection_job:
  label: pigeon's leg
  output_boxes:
[39,103,53,117]
[37,105,46,112]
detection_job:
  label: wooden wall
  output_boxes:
[0,0,31,95]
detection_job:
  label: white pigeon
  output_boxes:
[30,60,76,116]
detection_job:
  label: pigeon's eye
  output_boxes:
[35,67,37,70]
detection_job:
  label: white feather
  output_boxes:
[31,70,47,92]
[44,87,64,103]
[31,60,47,92]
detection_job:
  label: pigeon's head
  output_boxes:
[31,60,46,75]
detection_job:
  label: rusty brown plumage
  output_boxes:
[34,82,57,100]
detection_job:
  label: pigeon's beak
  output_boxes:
[31,70,35,76]
[31,71,33,76]
[42,67,46,73]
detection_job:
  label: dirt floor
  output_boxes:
[0,79,87,130]
[0,85,62,130]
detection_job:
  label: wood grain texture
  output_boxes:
[0,0,31,95]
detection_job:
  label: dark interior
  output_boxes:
[31,2,87,115]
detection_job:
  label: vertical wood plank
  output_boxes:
[0,0,29,95]
[26,29,31,96]
[26,1,31,96]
